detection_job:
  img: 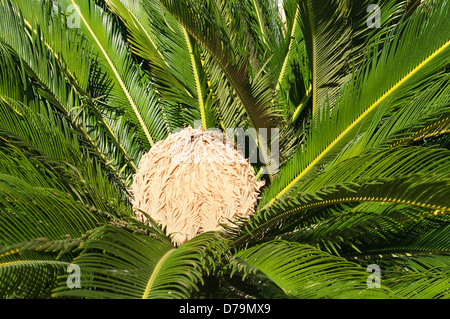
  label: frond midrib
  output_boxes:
[141,248,175,299]
[181,26,207,129]
[70,0,155,147]
[275,6,299,92]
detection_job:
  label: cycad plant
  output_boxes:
[0,0,449,299]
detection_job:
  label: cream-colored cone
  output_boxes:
[131,127,265,245]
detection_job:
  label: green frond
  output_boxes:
[159,0,279,133]
[377,254,450,298]
[52,225,227,299]
[259,2,450,210]
[234,147,450,246]
[57,0,169,147]
[299,144,450,192]
[0,98,133,217]
[232,171,450,247]
[279,201,449,258]
[0,175,107,246]
[297,0,351,116]
[228,240,394,298]
[0,259,71,299]
[362,253,450,299]
[338,74,450,159]
[0,235,85,298]
[0,172,98,298]
[297,0,404,117]
[106,0,219,130]
[344,213,450,259]
[201,49,245,130]
[0,0,145,180]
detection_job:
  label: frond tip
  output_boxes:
[131,127,265,245]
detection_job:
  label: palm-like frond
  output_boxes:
[0,0,449,300]
[231,143,450,243]
[0,173,106,298]
[159,0,279,132]
[231,171,450,247]
[381,254,450,299]
[259,1,450,210]
[0,0,148,181]
[106,0,218,130]
[297,0,351,116]
[0,175,104,245]
[227,240,394,298]
[294,0,401,117]
[58,0,169,147]
[0,256,73,299]
[52,224,227,299]
[0,96,132,215]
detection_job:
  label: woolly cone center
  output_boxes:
[131,127,264,245]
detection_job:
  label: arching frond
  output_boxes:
[227,240,394,298]
[231,173,450,247]
[259,2,450,210]
[381,254,450,299]
[0,97,132,217]
[0,0,147,179]
[159,0,279,133]
[52,225,228,299]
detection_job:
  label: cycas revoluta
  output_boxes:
[0,0,449,299]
